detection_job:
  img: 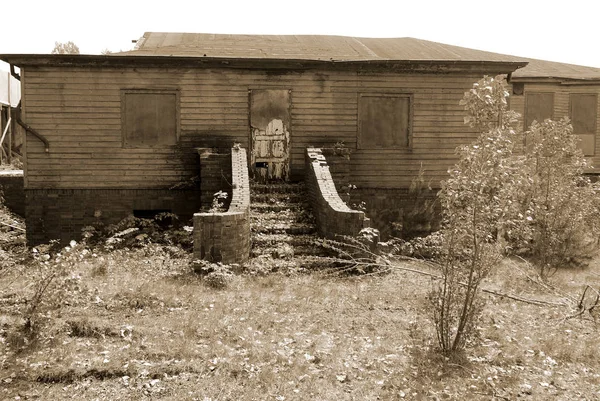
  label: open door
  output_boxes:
[250,89,291,181]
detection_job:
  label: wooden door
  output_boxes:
[250,89,291,181]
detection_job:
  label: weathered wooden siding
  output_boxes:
[22,66,485,189]
[347,73,481,187]
[510,82,600,168]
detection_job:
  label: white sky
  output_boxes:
[1,0,599,71]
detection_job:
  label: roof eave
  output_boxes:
[511,75,600,85]
[0,54,527,74]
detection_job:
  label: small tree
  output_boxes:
[432,76,518,354]
[51,41,80,54]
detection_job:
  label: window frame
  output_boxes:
[121,88,180,148]
[357,93,414,150]
[524,91,554,131]
[570,92,598,156]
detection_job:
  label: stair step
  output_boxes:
[252,233,321,246]
[250,245,294,258]
[248,181,331,265]
[251,215,298,225]
[251,209,296,221]
[251,203,309,213]
[251,222,316,235]
[250,192,306,204]
[251,244,332,258]
[251,210,314,225]
[250,182,305,194]
[246,257,301,273]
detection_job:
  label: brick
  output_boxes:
[25,188,202,245]
[193,148,250,265]
[0,171,25,217]
[350,187,441,240]
[304,148,372,240]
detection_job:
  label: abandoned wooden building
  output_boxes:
[510,58,600,157]
[1,33,600,247]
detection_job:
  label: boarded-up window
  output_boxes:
[571,94,597,156]
[525,92,554,130]
[122,90,178,147]
[358,94,411,149]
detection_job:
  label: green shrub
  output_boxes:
[432,76,518,354]
[431,75,600,355]
[192,260,236,289]
[82,213,193,252]
[388,231,444,260]
[8,240,90,352]
[506,118,600,277]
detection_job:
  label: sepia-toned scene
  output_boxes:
[1,2,600,399]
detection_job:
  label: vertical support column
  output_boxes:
[193,147,251,265]
[7,73,12,164]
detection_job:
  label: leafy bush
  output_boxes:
[386,231,445,260]
[431,76,518,354]
[507,118,600,276]
[192,260,236,289]
[430,75,600,355]
[8,240,91,352]
[82,213,193,252]
[209,190,229,213]
[317,230,385,276]
[10,157,24,170]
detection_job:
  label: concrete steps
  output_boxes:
[251,182,306,194]
[249,181,336,269]
[250,203,309,213]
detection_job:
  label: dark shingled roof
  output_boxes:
[122,32,528,63]
[512,58,600,80]
[3,33,598,80]
[119,32,600,81]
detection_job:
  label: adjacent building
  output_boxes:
[1,33,599,243]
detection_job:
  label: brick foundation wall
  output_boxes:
[0,170,25,217]
[193,147,250,264]
[305,148,370,239]
[26,189,201,245]
[350,188,441,240]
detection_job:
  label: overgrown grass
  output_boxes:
[1,232,600,400]
[1,202,600,399]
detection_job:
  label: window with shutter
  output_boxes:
[358,94,412,149]
[570,93,597,156]
[122,90,178,147]
[524,92,554,130]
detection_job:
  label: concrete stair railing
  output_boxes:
[305,147,371,239]
[193,147,250,264]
